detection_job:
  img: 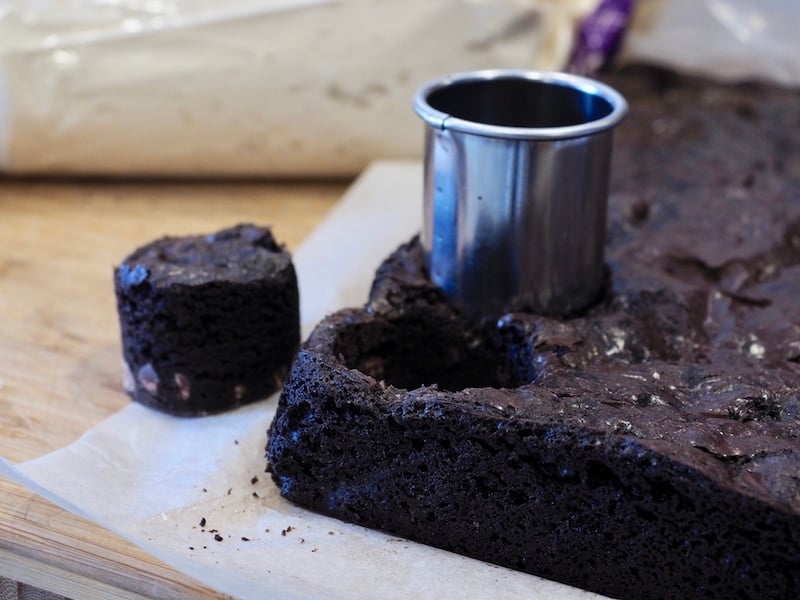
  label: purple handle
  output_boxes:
[568,0,635,75]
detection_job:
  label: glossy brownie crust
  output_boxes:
[267,68,800,599]
[115,224,299,416]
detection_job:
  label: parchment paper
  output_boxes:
[0,162,604,599]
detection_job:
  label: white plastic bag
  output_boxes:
[0,0,595,177]
[623,0,800,87]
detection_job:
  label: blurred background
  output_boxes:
[0,0,797,179]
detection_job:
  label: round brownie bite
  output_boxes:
[115,224,299,416]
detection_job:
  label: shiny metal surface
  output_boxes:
[414,69,627,316]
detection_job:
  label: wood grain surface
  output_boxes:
[0,177,349,598]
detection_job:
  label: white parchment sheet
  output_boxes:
[0,162,604,599]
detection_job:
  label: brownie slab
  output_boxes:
[115,224,299,416]
[267,68,800,599]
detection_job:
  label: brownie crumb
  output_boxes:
[214,534,223,542]
[252,492,259,498]
[628,200,650,224]
[251,476,259,484]
[227,488,232,495]
[241,536,250,542]
[199,517,206,527]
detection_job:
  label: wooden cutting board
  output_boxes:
[0,177,348,598]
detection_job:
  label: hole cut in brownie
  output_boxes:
[331,309,539,392]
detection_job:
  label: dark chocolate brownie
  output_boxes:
[115,224,299,416]
[267,68,800,599]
